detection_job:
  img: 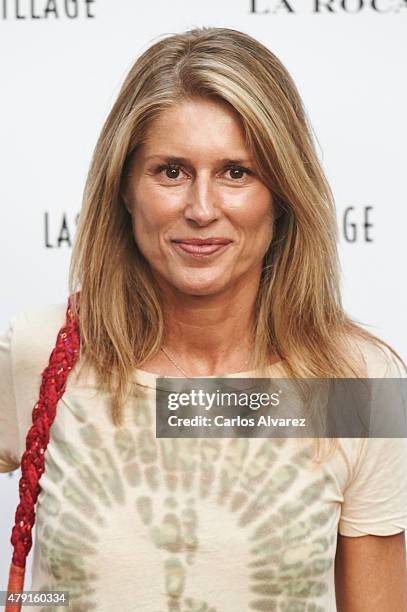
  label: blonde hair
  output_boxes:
[68,26,406,460]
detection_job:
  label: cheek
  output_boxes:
[130,191,180,261]
[131,190,171,238]
[239,190,274,235]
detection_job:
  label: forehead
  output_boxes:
[140,98,249,159]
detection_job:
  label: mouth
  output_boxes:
[171,238,232,257]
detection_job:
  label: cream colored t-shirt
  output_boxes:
[1,303,407,612]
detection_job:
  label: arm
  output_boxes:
[335,531,407,611]
[0,327,21,473]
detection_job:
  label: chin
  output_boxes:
[153,266,231,297]
[174,278,227,297]
[178,286,224,297]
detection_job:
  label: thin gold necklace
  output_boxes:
[160,346,250,377]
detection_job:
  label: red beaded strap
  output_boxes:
[5,293,81,612]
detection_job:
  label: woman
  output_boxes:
[1,26,407,612]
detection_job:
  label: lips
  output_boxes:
[172,238,231,245]
[172,237,232,257]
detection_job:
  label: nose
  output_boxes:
[184,173,221,226]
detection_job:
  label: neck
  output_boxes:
[158,274,260,375]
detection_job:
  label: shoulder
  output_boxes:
[343,332,405,378]
[8,301,68,377]
[0,301,68,469]
[6,301,69,410]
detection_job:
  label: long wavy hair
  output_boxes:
[68,26,406,458]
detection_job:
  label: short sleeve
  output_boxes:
[0,320,21,472]
[338,437,407,536]
[338,345,407,537]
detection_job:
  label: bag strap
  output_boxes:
[5,293,81,611]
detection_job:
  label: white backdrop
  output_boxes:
[1,0,406,592]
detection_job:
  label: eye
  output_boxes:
[155,163,254,181]
[226,165,253,180]
[156,164,184,180]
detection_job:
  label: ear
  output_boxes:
[120,154,135,215]
[120,181,132,216]
[273,197,286,220]
[121,193,131,215]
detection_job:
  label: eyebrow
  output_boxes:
[144,155,254,165]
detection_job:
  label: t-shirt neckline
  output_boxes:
[130,361,284,389]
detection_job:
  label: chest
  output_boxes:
[30,389,346,611]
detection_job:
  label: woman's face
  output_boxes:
[123,97,275,297]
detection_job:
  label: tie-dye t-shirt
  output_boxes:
[1,303,407,612]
